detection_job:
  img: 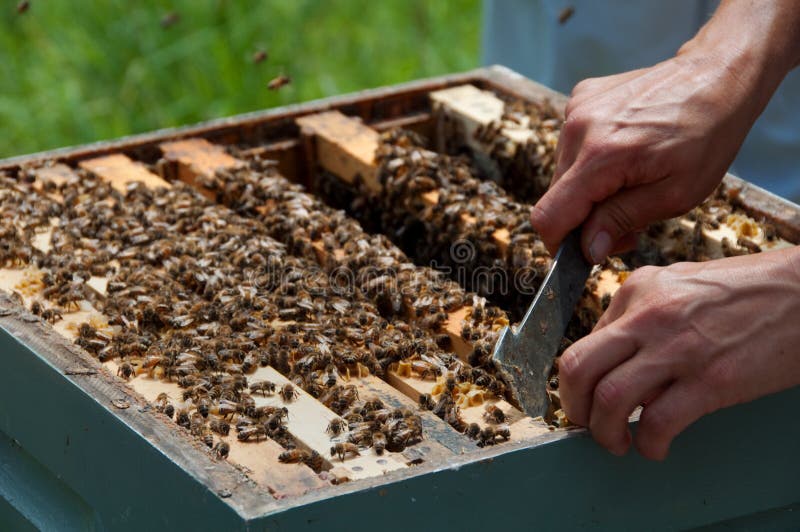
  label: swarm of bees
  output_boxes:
[318,128,553,323]
[437,96,561,205]
[0,93,781,482]
[0,163,505,471]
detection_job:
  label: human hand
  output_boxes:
[558,247,800,459]
[531,50,770,263]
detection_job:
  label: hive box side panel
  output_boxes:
[0,300,257,530]
[255,385,800,529]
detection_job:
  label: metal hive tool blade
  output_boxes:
[492,229,592,418]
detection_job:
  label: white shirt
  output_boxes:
[483,0,800,201]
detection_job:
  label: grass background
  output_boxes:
[0,1,481,158]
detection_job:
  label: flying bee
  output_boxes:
[279,383,298,402]
[252,49,268,64]
[160,11,180,28]
[330,442,360,462]
[267,74,291,91]
[483,404,506,424]
[557,6,574,24]
[249,380,276,396]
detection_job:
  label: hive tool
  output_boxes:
[492,229,592,418]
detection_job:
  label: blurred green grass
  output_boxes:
[0,1,480,158]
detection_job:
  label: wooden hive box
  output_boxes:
[0,66,799,531]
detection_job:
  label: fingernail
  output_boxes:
[529,205,541,227]
[589,231,612,264]
[609,446,626,457]
[608,431,631,456]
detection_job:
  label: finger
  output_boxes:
[592,289,628,331]
[588,352,677,456]
[594,264,659,332]
[610,232,639,255]
[581,178,689,263]
[551,114,588,186]
[634,377,716,460]
[531,157,623,256]
[558,322,639,427]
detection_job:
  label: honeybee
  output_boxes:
[237,425,267,442]
[495,425,511,442]
[176,409,190,429]
[160,11,180,28]
[213,441,229,460]
[116,362,135,380]
[557,6,574,24]
[483,404,505,424]
[209,418,230,436]
[330,442,360,462]
[154,392,174,418]
[217,399,240,419]
[432,393,453,418]
[267,75,291,91]
[477,426,497,447]
[41,308,63,324]
[465,423,481,440]
[418,393,435,411]
[265,410,289,432]
[280,383,298,402]
[326,418,347,437]
[196,397,210,418]
[372,432,387,455]
[249,380,276,396]
[304,450,324,471]
[252,49,268,64]
[278,449,310,463]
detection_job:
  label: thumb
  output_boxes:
[581,180,686,264]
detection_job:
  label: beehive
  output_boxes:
[1,67,799,531]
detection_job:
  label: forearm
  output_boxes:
[679,0,800,115]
